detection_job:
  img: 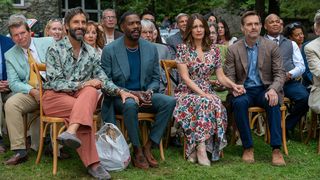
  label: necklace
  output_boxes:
[126,47,139,52]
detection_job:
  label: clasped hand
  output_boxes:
[129,90,153,107]
[232,84,246,97]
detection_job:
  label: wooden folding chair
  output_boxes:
[33,63,98,175]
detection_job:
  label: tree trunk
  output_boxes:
[255,0,265,24]
[268,0,280,16]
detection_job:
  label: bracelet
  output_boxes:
[118,89,124,95]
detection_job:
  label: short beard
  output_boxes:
[69,28,85,41]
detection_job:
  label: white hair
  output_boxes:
[141,20,155,31]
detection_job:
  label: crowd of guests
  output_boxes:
[1,5,320,179]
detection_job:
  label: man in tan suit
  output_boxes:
[305,10,320,113]
[224,11,286,166]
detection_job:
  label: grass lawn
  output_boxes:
[0,133,320,180]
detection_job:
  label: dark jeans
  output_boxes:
[231,86,282,149]
[283,80,309,131]
[113,93,176,147]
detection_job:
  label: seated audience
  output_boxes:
[44,18,64,41]
[84,20,105,56]
[166,13,189,54]
[140,19,173,93]
[101,12,176,169]
[283,22,312,88]
[4,14,54,165]
[264,14,309,137]
[283,22,305,49]
[217,19,237,46]
[205,12,217,24]
[224,11,286,166]
[174,13,245,165]
[0,35,14,153]
[305,10,320,113]
[101,8,123,45]
[42,7,136,179]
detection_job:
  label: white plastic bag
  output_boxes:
[96,123,131,171]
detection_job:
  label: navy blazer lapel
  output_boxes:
[115,38,130,80]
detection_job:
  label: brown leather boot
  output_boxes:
[242,148,254,163]
[272,149,286,166]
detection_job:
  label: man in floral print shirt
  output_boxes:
[42,7,137,179]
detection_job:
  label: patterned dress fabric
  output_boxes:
[173,44,227,161]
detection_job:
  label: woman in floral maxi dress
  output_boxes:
[173,13,245,166]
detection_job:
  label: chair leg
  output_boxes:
[281,109,288,155]
[23,114,28,149]
[52,122,58,175]
[36,121,45,164]
[159,139,165,161]
[305,112,317,144]
[164,118,173,149]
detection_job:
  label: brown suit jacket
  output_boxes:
[224,36,285,103]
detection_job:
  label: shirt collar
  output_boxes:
[22,38,35,54]
[64,36,88,52]
[267,35,280,42]
[244,39,259,49]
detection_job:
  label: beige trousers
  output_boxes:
[4,93,40,150]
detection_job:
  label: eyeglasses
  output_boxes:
[103,16,116,20]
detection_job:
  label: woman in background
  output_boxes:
[84,21,105,56]
[217,19,237,46]
[44,18,64,41]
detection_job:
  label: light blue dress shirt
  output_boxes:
[244,41,263,88]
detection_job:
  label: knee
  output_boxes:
[82,86,98,98]
[232,95,248,108]
[157,95,176,110]
[4,96,19,112]
[123,98,139,111]
[165,96,176,109]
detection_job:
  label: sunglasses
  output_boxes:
[288,22,301,29]
[49,18,62,23]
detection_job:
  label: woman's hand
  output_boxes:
[232,84,246,97]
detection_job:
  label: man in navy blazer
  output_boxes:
[101,12,176,169]
[0,35,15,153]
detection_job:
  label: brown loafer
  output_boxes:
[272,149,286,166]
[132,154,149,169]
[4,153,28,165]
[143,147,159,168]
[242,148,254,163]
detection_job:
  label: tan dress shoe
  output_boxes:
[242,148,254,163]
[4,153,28,165]
[272,149,286,166]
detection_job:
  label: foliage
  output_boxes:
[102,0,228,23]
[280,0,320,21]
